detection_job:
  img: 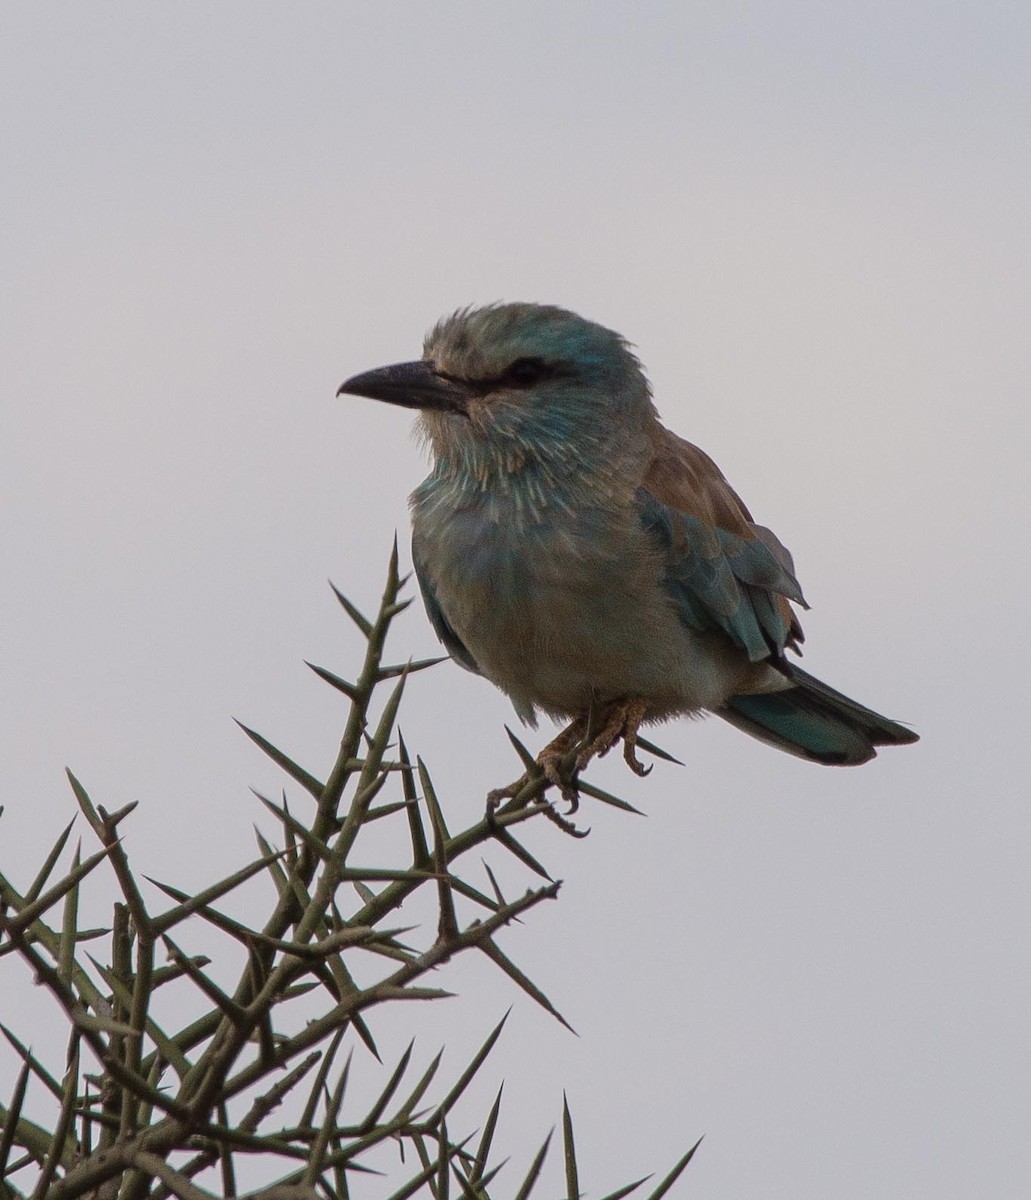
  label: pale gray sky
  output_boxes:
[2,4,1029,1196]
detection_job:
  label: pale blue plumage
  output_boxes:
[340,303,918,768]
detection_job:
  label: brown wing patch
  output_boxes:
[644,424,806,652]
[644,426,757,536]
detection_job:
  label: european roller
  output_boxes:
[339,303,917,797]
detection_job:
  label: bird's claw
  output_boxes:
[537,799,590,838]
[484,788,508,827]
[619,701,653,776]
[624,748,652,777]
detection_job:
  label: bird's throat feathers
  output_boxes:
[414,403,650,528]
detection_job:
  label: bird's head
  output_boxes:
[338,303,654,473]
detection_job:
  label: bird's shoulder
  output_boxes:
[642,423,756,537]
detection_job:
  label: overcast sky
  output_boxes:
[3,4,1029,1197]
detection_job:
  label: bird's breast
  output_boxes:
[412,481,747,721]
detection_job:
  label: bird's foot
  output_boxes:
[537,798,590,838]
[577,697,652,777]
[485,702,650,828]
[485,776,588,838]
[485,718,586,822]
[537,718,588,811]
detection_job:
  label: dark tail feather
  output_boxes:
[718,665,919,766]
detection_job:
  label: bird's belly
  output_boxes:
[420,512,745,721]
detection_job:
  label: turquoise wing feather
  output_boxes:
[636,486,807,662]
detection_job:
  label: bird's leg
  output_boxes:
[575,697,652,777]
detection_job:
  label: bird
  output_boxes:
[338,302,917,797]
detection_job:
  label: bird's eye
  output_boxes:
[504,357,552,387]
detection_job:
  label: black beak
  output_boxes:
[337,360,473,416]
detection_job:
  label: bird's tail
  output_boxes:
[718,665,918,766]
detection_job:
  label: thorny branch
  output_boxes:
[0,547,691,1200]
